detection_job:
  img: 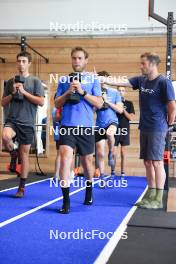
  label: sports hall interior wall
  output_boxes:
[0,36,175,177]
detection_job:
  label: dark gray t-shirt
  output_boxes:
[3,75,44,127]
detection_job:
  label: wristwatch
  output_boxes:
[82,90,87,97]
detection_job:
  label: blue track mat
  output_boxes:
[0,176,147,264]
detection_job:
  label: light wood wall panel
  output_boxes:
[0,36,175,176]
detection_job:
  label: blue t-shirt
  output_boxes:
[56,74,101,127]
[96,88,121,128]
[52,108,60,141]
[129,75,175,132]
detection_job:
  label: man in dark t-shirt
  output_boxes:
[1,51,44,198]
[114,87,135,177]
[104,52,176,209]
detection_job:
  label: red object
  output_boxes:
[55,107,62,121]
[94,168,100,178]
[163,151,170,163]
[7,163,22,175]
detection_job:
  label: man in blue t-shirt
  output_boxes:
[95,71,123,185]
[55,47,103,214]
[104,52,176,209]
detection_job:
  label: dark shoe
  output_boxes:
[58,203,70,214]
[15,187,25,198]
[84,182,93,205]
[84,197,93,205]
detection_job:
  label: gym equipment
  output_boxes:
[100,87,109,111]
[12,75,25,102]
[149,0,176,190]
[67,72,82,104]
[0,36,49,63]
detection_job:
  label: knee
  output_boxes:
[59,151,72,165]
[152,160,163,169]
[144,160,153,168]
[2,132,11,144]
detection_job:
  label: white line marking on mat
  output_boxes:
[0,178,50,193]
[0,177,110,228]
[93,186,148,264]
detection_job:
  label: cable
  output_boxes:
[33,129,47,176]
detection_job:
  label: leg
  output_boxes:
[151,160,166,208]
[95,140,106,187]
[120,146,126,176]
[106,125,117,167]
[106,125,116,152]
[2,126,18,172]
[15,144,31,198]
[55,149,60,179]
[141,132,166,209]
[144,160,156,188]
[59,145,74,214]
[95,140,106,176]
[81,154,94,204]
[2,126,16,151]
[111,146,118,176]
[136,160,156,206]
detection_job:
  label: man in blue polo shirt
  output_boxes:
[104,52,176,209]
[95,71,123,184]
[55,47,103,214]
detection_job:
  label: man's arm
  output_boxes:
[167,101,176,125]
[55,83,75,108]
[23,91,44,106]
[83,94,103,109]
[101,76,132,87]
[123,102,135,121]
[106,101,124,114]
[73,81,103,109]
[1,80,16,107]
[123,110,135,121]
[17,83,44,106]
[1,94,13,107]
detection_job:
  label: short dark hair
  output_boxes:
[16,51,32,63]
[71,47,89,59]
[97,71,110,77]
[140,52,161,65]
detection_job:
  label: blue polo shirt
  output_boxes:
[96,88,121,128]
[56,74,101,127]
[129,75,175,132]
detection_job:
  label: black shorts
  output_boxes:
[95,123,118,143]
[4,122,34,145]
[115,134,130,146]
[59,126,95,156]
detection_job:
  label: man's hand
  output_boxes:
[72,80,84,95]
[12,83,18,95]
[15,83,26,95]
[67,82,77,95]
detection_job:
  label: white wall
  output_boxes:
[0,0,175,36]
